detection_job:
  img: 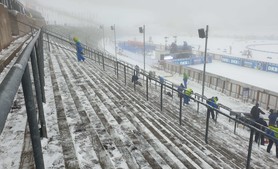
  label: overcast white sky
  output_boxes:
[22,0,278,37]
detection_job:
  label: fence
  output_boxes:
[0,29,45,168]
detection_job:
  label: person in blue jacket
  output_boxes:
[177,83,184,98]
[73,37,85,62]
[206,96,219,120]
[268,109,278,126]
[159,76,165,84]
[266,124,278,158]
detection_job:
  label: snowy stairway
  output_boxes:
[57,48,214,168]
[138,87,250,168]
[57,48,241,168]
[57,49,174,168]
[81,54,253,168]
[68,51,245,168]
[47,46,104,168]
[80,63,244,168]
[84,58,250,168]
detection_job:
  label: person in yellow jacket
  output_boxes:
[266,125,278,158]
[73,37,85,62]
[183,88,193,105]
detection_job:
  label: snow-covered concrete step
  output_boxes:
[54,50,129,169]
[48,51,80,169]
[0,88,30,169]
[65,53,217,168]
[91,60,247,168]
[62,50,197,168]
[61,49,167,169]
[78,54,245,169]
[90,74,229,168]
[119,79,246,168]
[142,92,247,168]
[42,52,66,169]
[48,46,104,168]
[56,46,245,169]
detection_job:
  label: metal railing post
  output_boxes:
[134,78,136,91]
[246,128,254,169]
[47,33,50,52]
[31,47,47,138]
[234,115,237,134]
[98,52,100,65]
[205,107,210,144]
[146,76,149,101]
[197,95,200,113]
[102,53,105,71]
[22,64,45,169]
[37,32,46,103]
[117,61,119,79]
[114,60,117,75]
[160,83,163,111]
[124,65,126,85]
[179,95,182,125]
[172,83,174,100]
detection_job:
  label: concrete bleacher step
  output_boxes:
[85,59,249,168]
[60,48,202,168]
[43,42,278,168]
[54,52,138,167]
[83,68,239,168]
[60,49,235,168]
[59,49,172,169]
[70,50,247,168]
[48,45,105,168]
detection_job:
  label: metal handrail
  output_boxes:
[0,30,40,133]
[0,29,45,168]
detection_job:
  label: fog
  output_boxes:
[22,0,278,37]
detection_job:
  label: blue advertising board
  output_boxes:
[266,63,278,73]
[243,60,254,68]
[221,55,277,73]
[221,56,242,66]
[171,56,212,66]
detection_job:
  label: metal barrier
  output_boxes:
[0,29,45,168]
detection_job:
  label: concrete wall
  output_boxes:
[9,11,32,36]
[8,10,45,36]
[0,4,12,50]
[0,4,45,51]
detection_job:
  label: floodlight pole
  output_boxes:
[139,25,146,71]
[143,25,146,71]
[201,25,209,101]
[164,36,168,50]
[100,25,105,52]
[113,24,117,59]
